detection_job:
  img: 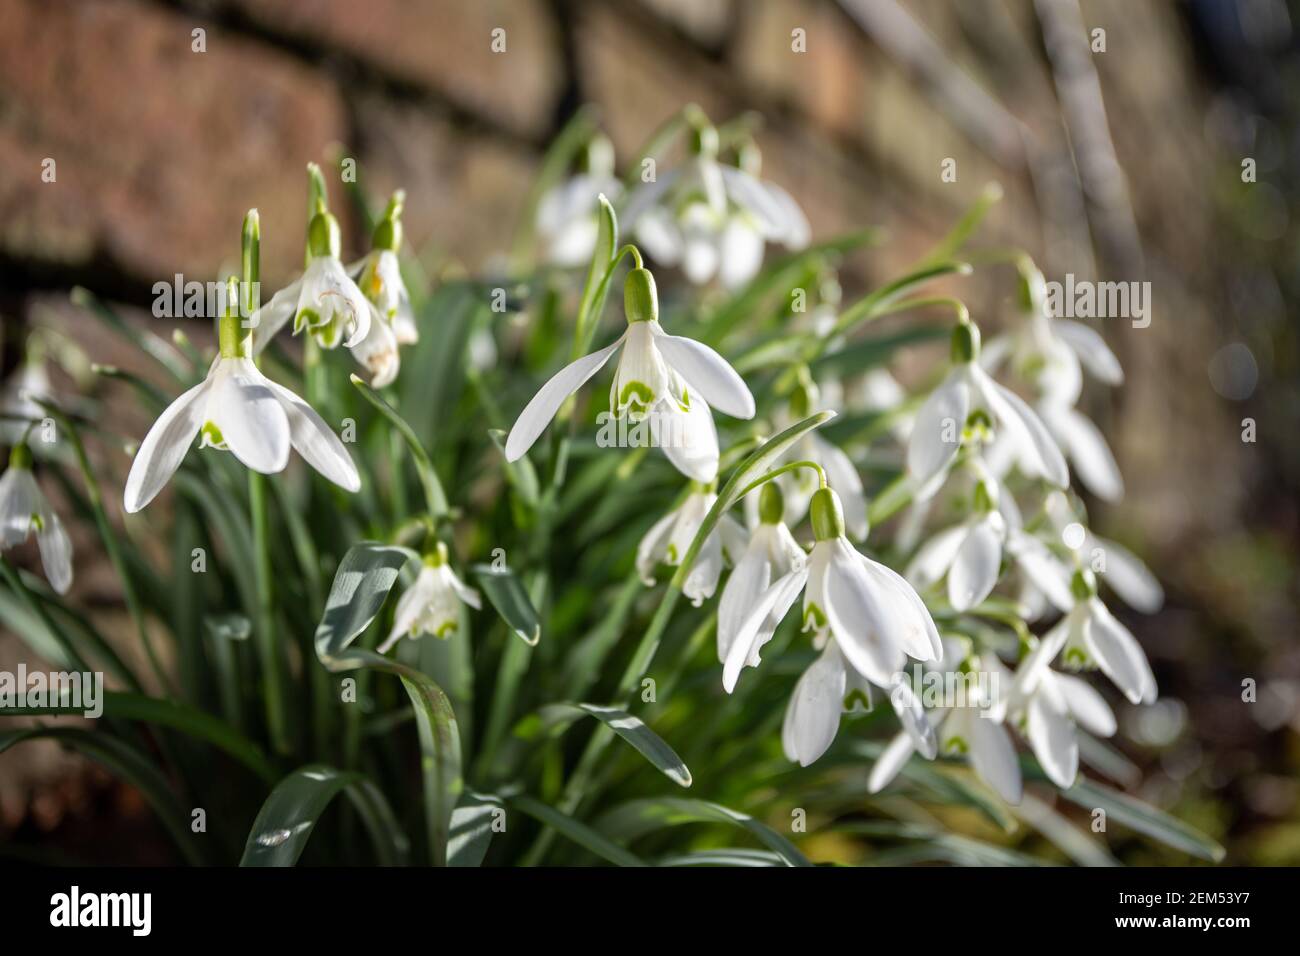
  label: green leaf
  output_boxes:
[351,375,449,519]
[448,791,501,867]
[70,286,188,382]
[5,691,275,783]
[498,792,645,866]
[471,563,542,646]
[0,728,204,865]
[315,543,462,866]
[830,261,972,341]
[572,195,619,357]
[811,325,948,381]
[596,797,812,867]
[240,764,409,866]
[520,702,691,788]
[487,428,540,508]
[657,848,787,867]
[1061,778,1225,862]
[921,181,1003,265]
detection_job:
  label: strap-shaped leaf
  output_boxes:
[240,764,408,866]
[471,563,542,646]
[1062,778,1225,862]
[518,702,691,788]
[596,797,811,867]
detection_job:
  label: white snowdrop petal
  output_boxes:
[683,528,724,607]
[264,380,359,493]
[1091,534,1164,613]
[907,370,968,485]
[621,167,682,228]
[970,716,1023,804]
[717,541,772,662]
[889,674,938,759]
[36,509,73,595]
[781,642,847,767]
[504,336,623,462]
[718,218,765,290]
[1086,599,1157,705]
[1055,319,1124,385]
[652,328,755,419]
[249,278,303,356]
[823,543,904,686]
[972,366,1069,487]
[906,524,966,590]
[947,518,1002,612]
[1054,672,1117,737]
[862,556,943,662]
[636,510,679,586]
[763,180,811,248]
[1048,405,1123,502]
[123,377,210,513]
[0,469,37,546]
[214,365,291,474]
[722,567,807,692]
[656,394,719,483]
[380,568,436,652]
[1027,682,1079,789]
[868,731,918,794]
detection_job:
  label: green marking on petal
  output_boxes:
[295,306,321,333]
[434,620,458,639]
[200,421,226,448]
[802,603,826,632]
[843,689,871,713]
[665,543,679,564]
[945,735,969,755]
[30,513,44,532]
[618,380,655,411]
[1065,646,1091,668]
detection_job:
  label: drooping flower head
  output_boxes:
[536,134,624,268]
[0,442,72,594]
[504,264,755,482]
[724,485,941,766]
[125,276,360,513]
[348,191,415,388]
[379,542,482,653]
[638,479,747,607]
[908,319,1069,493]
[623,123,809,288]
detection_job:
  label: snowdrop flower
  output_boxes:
[750,381,868,540]
[638,481,747,607]
[906,465,1007,612]
[504,265,754,482]
[718,483,805,663]
[378,543,481,652]
[724,486,941,766]
[1040,491,1163,613]
[623,128,809,288]
[353,192,418,343]
[124,278,360,513]
[0,443,72,594]
[1014,569,1157,707]
[0,357,51,445]
[907,321,1068,491]
[869,650,1023,804]
[536,135,624,268]
[250,202,374,361]
[1002,636,1116,788]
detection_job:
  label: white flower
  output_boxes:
[623,137,809,288]
[749,383,868,540]
[0,359,51,445]
[637,484,747,607]
[249,207,377,381]
[0,445,72,594]
[1037,400,1123,502]
[905,460,1009,612]
[1009,575,1157,707]
[1002,641,1117,788]
[723,487,942,765]
[378,544,481,652]
[124,355,360,513]
[353,248,417,345]
[504,267,754,482]
[718,483,805,663]
[870,648,1022,804]
[1041,492,1164,613]
[536,136,624,268]
[907,322,1068,490]
[348,308,401,388]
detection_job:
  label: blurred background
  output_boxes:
[0,0,1297,864]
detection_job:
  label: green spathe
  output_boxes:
[624,268,658,324]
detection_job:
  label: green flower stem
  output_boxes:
[35,400,172,694]
[248,470,291,756]
[734,459,826,500]
[350,375,449,520]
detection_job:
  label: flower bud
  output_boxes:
[689,123,719,159]
[9,442,32,470]
[372,191,405,251]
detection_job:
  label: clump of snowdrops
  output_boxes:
[0,106,1222,866]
